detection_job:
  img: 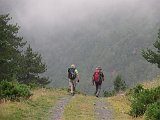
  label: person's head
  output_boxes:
[71,64,76,68]
[97,66,102,70]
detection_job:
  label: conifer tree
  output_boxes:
[18,45,50,85]
[0,14,26,81]
[142,29,160,68]
[113,75,127,92]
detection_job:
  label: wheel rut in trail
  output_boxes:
[49,96,71,120]
[95,98,113,120]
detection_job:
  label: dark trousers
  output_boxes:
[95,82,102,97]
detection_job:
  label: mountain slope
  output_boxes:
[0,0,160,93]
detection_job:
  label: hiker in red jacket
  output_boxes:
[92,66,104,97]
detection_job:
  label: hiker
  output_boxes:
[68,64,80,96]
[92,66,104,97]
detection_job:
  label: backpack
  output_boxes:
[68,68,77,80]
[93,69,101,82]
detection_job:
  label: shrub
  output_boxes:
[145,101,160,120]
[131,84,144,94]
[129,89,150,117]
[28,82,39,89]
[103,90,115,97]
[129,85,160,117]
[0,81,32,101]
[113,75,127,92]
[127,84,144,98]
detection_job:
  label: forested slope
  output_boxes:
[0,0,160,93]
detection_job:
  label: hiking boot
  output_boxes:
[71,93,74,96]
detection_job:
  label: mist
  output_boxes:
[1,0,160,94]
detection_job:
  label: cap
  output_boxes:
[97,66,102,70]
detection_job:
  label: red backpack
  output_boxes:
[93,69,100,82]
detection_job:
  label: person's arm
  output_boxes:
[77,74,80,82]
[92,74,95,85]
[102,72,104,81]
[75,69,80,82]
[68,68,70,79]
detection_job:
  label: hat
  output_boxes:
[97,66,102,70]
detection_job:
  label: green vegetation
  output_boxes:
[145,101,160,120]
[103,90,115,97]
[62,95,96,120]
[129,85,160,118]
[131,29,160,120]
[0,14,49,87]
[17,45,50,85]
[107,76,160,120]
[0,81,31,100]
[142,29,160,68]
[107,95,143,120]
[104,75,127,97]
[0,4,160,120]
[0,14,50,102]
[0,14,26,81]
[0,88,68,120]
[114,75,127,92]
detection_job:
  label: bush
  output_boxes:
[28,82,39,89]
[131,84,144,94]
[129,85,160,117]
[0,81,32,101]
[145,101,160,120]
[103,90,115,97]
[129,89,150,117]
[114,75,127,92]
[127,84,144,97]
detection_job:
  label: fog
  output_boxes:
[2,0,159,35]
[1,0,160,93]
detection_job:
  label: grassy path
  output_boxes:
[0,88,68,120]
[61,95,114,120]
[49,96,71,120]
[95,98,113,120]
[61,94,96,120]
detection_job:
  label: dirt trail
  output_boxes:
[95,98,113,120]
[49,96,71,120]
[49,95,113,120]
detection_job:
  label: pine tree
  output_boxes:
[142,29,160,68]
[113,75,127,92]
[0,14,26,81]
[18,45,50,85]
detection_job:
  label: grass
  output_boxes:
[61,94,96,120]
[107,77,160,120]
[1,77,159,120]
[142,76,160,89]
[107,95,143,120]
[0,88,68,120]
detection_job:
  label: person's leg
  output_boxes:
[68,81,71,92]
[69,80,74,94]
[96,84,101,97]
[73,80,76,94]
[95,82,98,96]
